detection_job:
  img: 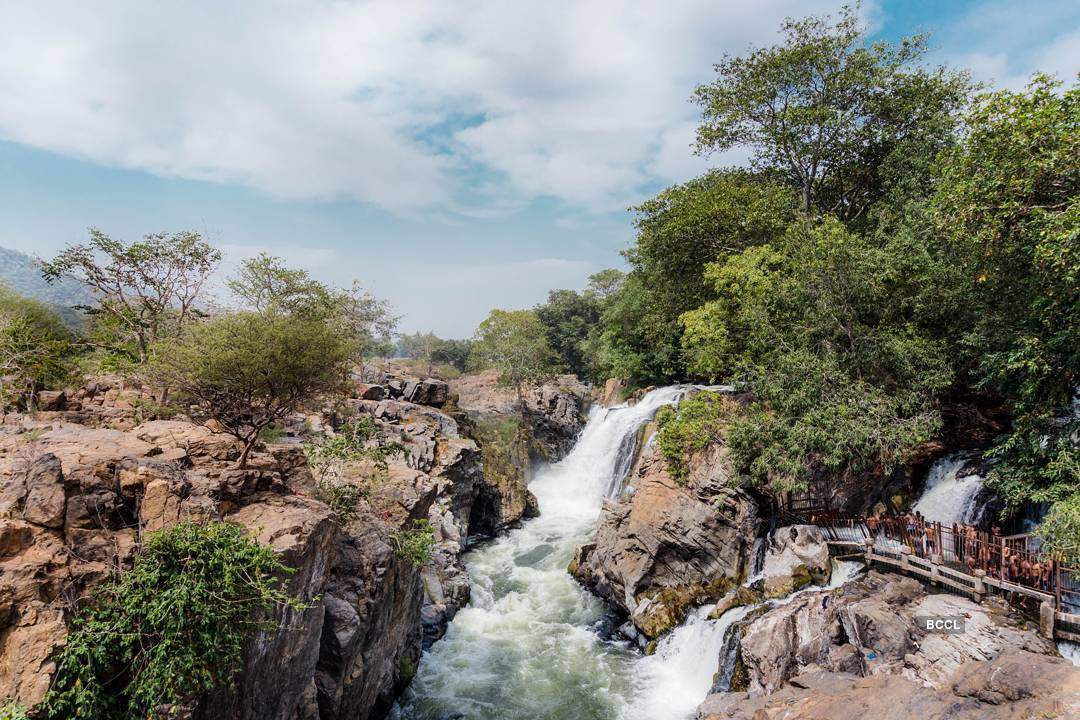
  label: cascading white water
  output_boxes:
[393,386,875,720]
[1059,641,1080,667]
[623,560,865,720]
[392,387,687,720]
[912,453,985,526]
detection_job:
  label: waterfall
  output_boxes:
[624,560,865,719]
[394,386,872,720]
[393,387,686,720]
[912,453,985,526]
[1059,640,1080,667]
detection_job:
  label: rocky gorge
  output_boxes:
[2,376,1078,720]
[0,370,588,719]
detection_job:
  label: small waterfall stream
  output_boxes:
[911,453,985,526]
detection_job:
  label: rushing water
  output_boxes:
[393,388,869,720]
[912,453,985,526]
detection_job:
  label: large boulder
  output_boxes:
[760,525,831,599]
[572,443,761,638]
[698,651,1080,720]
[728,570,1060,699]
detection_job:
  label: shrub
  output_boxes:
[304,418,405,482]
[656,392,730,482]
[314,479,364,523]
[0,285,77,411]
[390,520,436,566]
[40,522,303,720]
[149,310,356,467]
[0,702,28,720]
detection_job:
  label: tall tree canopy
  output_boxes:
[471,309,561,416]
[42,230,220,363]
[694,5,969,220]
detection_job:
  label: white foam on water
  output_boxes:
[394,387,686,720]
[1059,641,1080,667]
[912,453,984,526]
[394,386,873,720]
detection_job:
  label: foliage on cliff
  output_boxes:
[40,522,303,720]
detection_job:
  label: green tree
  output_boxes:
[694,5,969,219]
[0,285,76,411]
[41,230,221,363]
[40,522,303,720]
[149,311,356,467]
[535,288,601,379]
[229,255,397,359]
[399,331,439,375]
[591,171,797,384]
[929,76,1079,530]
[471,309,561,419]
[431,337,473,373]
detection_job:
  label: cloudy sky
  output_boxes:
[1,0,1077,336]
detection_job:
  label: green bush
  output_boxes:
[314,479,365,523]
[0,701,28,720]
[656,392,730,482]
[390,520,436,567]
[40,522,303,720]
[304,418,405,481]
[0,285,77,411]
[258,424,285,443]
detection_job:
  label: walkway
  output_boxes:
[813,516,1080,643]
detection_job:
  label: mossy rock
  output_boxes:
[708,585,763,620]
[764,562,813,599]
[633,575,738,638]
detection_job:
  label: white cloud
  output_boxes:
[938,1,1080,90]
[0,0,841,214]
[1,0,1074,221]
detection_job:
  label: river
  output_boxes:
[392,388,862,720]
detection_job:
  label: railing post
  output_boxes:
[1040,601,1055,640]
[973,569,986,602]
[1055,561,1062,610]
[864,536,874,565]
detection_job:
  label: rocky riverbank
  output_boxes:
[699,570,1080,719]
[0,371,588,718]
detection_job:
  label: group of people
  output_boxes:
[863,512,1056,593]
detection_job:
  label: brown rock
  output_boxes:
[573,443,760,638]
[21,454,65,528]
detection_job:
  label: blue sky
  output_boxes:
[1,0,1077,336]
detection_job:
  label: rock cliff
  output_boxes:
[0,369,588,718]
[571,440,762,639]
[448,371,588,534]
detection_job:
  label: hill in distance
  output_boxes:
[0,245,93,326]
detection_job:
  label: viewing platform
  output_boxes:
[814,517,1080,643]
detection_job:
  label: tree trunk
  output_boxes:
[238,434,257,469]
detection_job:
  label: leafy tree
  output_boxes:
[694,5,969,220]
[431,337,473,373]
[535,289,601,379]
[150,311,356,467]
[227,252,337,316]
[41,229,220,363]
[229,255,397,359]
[471,309,561,418]
[0,285,76,411]
[929,76,1079,531]
[399,331,440,375]
[40,522,303,720]
[589,171,797,384]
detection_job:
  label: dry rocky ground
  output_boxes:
[0,370,587,719]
